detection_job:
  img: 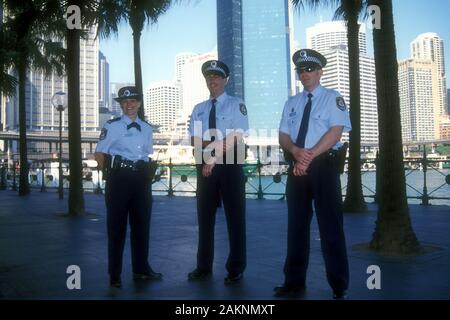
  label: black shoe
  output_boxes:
[110,277,122,288]
[333,290,348,300]
[224,273,243,285]
[188,268,212,280]
[273,283,306,297]
[133,270,163,280]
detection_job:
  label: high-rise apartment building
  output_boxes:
[398,59,441,142]
[175,52,197,82]
[411,33,447,117]
[4,27,99,132]
[144,81,181,134]
[179,51,217,120]
[306,21,367,55]
[99,51,109,111]
[306,21,378,145]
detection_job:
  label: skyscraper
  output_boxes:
[175,52,197,82]
[306,21,367,55]
[411,33,448,117]
[447,88,450,115]
[179,51,217,120]
[217,0,295,138]
[99,51,110,111]
[144,81,181,134]
[398,59,441,142]
[4,27,99,132]
[306,21,379,145]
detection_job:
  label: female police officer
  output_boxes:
[95,86,162,288]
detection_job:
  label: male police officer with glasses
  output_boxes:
[188,60,249,285]
[275,49,351,299]
[95,86,162,288]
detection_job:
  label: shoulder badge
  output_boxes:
[336,97,347,111]
[239,103,247,116]
[107,117,121,124]
[99,128,108,140]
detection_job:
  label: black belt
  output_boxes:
[112,156,149,171]
[314,149,338,162]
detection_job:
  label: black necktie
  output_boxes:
[295,93,313,148]
[127,122,141,131]
[209,98,217,141]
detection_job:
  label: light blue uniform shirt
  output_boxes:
[279,85,351,150]
[95,115,153,162]
[188,92,249,140]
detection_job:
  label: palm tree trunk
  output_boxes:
[18,59,30,196]
[66,0,85,216]
[343,11,367,213]
[132,28,145,119]
[369,0,420,254]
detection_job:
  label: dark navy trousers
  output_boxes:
[195,164,246,275]
[105,168,152,278]
[284,156,349,292]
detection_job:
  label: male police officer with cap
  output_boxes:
[275,49,351,299]
[188,60,249,285]
[95,86,162,288]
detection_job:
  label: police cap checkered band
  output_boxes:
[202,60,230,78]
[114,86,143,102]
[296,55,322,67]
[292,49,327,69]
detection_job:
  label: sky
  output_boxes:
[100,0,450,89]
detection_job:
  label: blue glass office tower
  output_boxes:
[217,0,293,133]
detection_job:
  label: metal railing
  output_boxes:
[1,152,449,206]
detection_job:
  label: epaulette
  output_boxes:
[107,117,121,124]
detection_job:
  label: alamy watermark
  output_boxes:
[64,5,81,30]
[66,265,81,290]
[366,265,381,290]
[191,122,281,165]
[366,5,381,30]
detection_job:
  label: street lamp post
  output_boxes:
[51,92,67,200]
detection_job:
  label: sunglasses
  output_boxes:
[297,66,319,74]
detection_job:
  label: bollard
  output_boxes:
[12,161,17,191]
[40,162,46,192]
[421,145,430,206]
[168,158,174,197]
[0,163,6,190]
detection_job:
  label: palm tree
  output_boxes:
[368,0,420,254]
[334,1,367,213]
[291,0,367,212]
[117,0,174,119]
[4,0,66,196]
[66,0,86,215]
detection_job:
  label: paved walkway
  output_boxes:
[0,190,449,300]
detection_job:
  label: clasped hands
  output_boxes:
[202,138,235,177]
[291,146,314,176]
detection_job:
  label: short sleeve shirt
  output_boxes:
[188,92,249,140]
[279,85,351,149]
[95,115,153,162]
